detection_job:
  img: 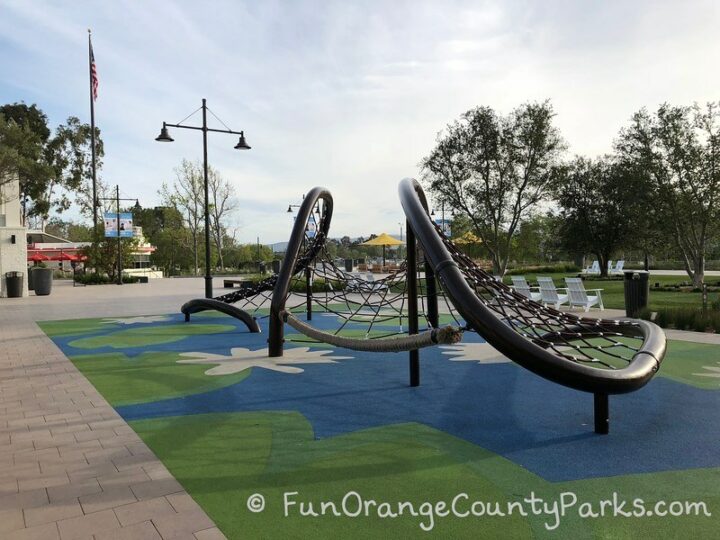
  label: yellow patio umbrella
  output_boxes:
[454,231,482,245]
[361,232,405,266]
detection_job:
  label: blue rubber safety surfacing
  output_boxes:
[50,312,720,483]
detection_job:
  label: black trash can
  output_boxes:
[5,271,24,298]
[623,270,649,317]
[344,258,353,272]
[272,259,281,274]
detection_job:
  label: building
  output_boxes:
[26,226,159,277]
[0,174,28,297]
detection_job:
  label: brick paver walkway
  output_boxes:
[1,278,226,540]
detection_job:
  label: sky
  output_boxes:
[1,0,719,244]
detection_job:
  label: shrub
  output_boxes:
[640,306,720,333]
[507,263,580,275]
[74,273,142,285]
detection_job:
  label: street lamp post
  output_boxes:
[398,222,403,260]
[156,98,250,298]
[97,186,141,285]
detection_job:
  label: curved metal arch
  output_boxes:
[180,194,331,320]
[268,187,334,356]
[180,298,261,333]
[399,177,666,395]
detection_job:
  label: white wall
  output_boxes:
[0,174,22,227]
[0,175,28,297]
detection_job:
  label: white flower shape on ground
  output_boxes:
[693,362,720,379]
[101,315,171,325]
[177,347,353,375]
[439,342,511,364]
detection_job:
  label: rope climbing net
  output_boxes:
[432,223,645,369]
[279,238,461,350]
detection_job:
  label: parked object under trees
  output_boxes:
[421,101,565,276]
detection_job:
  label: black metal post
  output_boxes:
[407,220,420,387]
[88,31,99,275]
[594,393,609,434]
[398,222,403,260]
[306,266,313,321]
[425,257,439,328]
[201,99,213,299]
[116,185,121,285]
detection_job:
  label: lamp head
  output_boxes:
[234,131,251,150]
[287,205,293,213]
[155,123,174,142]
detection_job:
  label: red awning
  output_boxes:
[28,253,50,262]
[51,252,76,261]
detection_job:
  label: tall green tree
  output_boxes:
[616,103,720,286]
[0,103,103,225]
[512,214,565,265]
[555,157,649,277]
[159,159,204,275]
[44,218,93,242]
[0,112,52,210]
[421,101,566,275]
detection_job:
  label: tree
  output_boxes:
[512,214,565,265]
[82,234,139,282]
[44,218,93,242]
[159,159,204,275]
[133,205,193,276]
[0,112,52,210]
[42,116,104,227]
[0,103,103,225]
[208,168,238,269]
[616,103,720,286]
[555,156,649,276]
[421,101,565,275]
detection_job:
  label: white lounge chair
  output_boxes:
[537,277,569,309]
[610,260,625,275]
[365,272,388,292]
[582,260,600,275]
[565,278,604,312]
[511,276,541,302]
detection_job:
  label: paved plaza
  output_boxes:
[1,277,718,539]
[1,278,226,540]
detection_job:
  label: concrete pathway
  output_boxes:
[2,277,718,539]
[1,278,226,540]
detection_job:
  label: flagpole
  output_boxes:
[88,29,98,239]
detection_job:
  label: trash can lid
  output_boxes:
[623,269,649,278]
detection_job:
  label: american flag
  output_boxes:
[90,40,99,101]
